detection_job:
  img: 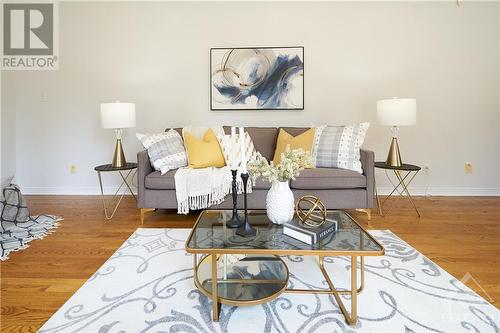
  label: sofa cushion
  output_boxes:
[290,168,366,190]
[146,170,272,191]
[166,128,183,136]
[145,163,366,190]
[184,128,226,168]
[253,178,272,190]
[218,131,256,168]
[224,126,278,161]
[280,127,310,137]
[273,128,315,164]
[145,170,176,190]
[136,130,187,175]
[315,123,370,174]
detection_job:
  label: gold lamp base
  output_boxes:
[385,137,403,167]
[112,139,127,168]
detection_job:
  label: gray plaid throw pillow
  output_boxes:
[314,123,369,173]
[137,129,187,174]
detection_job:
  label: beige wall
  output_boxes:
[1,72,16,186]
[3,1,499,194]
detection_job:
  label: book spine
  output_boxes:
[283,227,314,244]
[314,224,337,243]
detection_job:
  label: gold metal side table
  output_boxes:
[95,163,137,220]
[375,162,421,217]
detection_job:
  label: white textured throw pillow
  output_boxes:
[313,123,370,173]
[136,129,187,175]
[217,132,257,168]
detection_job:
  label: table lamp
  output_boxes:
[100,102,136,168]
[377,98,416,167]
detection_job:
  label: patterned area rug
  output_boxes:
[1,184,62,260]
[39,228,499,332]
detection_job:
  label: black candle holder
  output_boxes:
[236,172,256,237]
[226,169,241,228]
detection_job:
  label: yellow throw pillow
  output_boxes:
[184,128,226,168]
[273,128,315,165]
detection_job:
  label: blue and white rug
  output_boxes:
[39,229,499,333]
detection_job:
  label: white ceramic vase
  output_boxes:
[266,181,295,225]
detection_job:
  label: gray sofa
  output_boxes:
[137,127,375,223]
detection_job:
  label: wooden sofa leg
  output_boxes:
[356,208,372,221]
[140,208,154,225]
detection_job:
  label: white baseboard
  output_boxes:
[22,186,500,196]
[376,187,500,196]
[23,186,138,195]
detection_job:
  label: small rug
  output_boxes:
[1,183,62,260]
[39,229,499,333]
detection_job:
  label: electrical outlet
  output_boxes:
[70,164,77,174]
[423,165,431,175]
[465,162,472,174]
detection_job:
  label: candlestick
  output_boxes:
[236,172,256,237]
[223,254,227,280]
[226,169,241,228]
[230,127,237,169]
[239,127,247,173]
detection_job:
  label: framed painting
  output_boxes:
[210,47,304,111]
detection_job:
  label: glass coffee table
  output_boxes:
[185,210,384,325]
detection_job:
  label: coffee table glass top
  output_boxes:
[186,210,383,255]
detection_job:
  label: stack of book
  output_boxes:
[283,216,338,245]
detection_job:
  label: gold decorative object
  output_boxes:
[112,135,127,168]
[385,136,402,167]
[295,195,327,228]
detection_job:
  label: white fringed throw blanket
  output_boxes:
[174,166,251,214]
[174,126,252,214]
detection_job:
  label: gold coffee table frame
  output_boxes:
[185,210,384,326]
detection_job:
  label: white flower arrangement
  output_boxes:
[248,147,312,183]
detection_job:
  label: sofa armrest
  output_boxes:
[360,149,375,207]
[137,150,153,208]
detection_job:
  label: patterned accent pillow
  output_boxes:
[314,123,370,174]
[217,132,257,168]
[1,183,30,225]
[136,129,187,175]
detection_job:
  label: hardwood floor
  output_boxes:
[1,195,499,332]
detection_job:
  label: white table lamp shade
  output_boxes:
[377,98,416,126]
[100,102,136,129]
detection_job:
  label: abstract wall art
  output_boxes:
[210,47,304,110]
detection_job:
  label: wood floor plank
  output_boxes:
[1,195,499,331]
